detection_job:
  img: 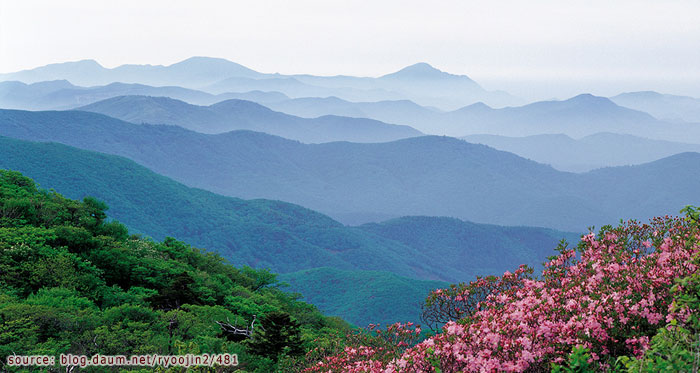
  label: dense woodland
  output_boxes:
[0,170,353,371]
[0,135,576,327]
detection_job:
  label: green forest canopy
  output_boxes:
[0,169,350,372]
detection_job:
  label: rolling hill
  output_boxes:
[1,108,698,231]
[77,95,422,142]
[463,132,700,172]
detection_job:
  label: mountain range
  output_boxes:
[5,75,699,144]
[0,57,520,109]
[1,109,698,231]
[0,57,262,87]
[76,95,421,142]
[0,135,576,325]
[254,93,700,142]
[463,132,700,172]
[288,62,519,109]
[435,94,700,141]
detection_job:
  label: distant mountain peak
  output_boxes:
[400,62,443,74]
[59,59,103,68]
[565,93,616,106]
[166,57,262,79]
[569,93,596,100]
[171,56,240,67]
[382,62,461,80]
[454,101,494,113]
[378,63,483,94]
[465,101,492,109]
[180,56,230,62]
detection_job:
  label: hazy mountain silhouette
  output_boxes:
[0,57,262,87]
[611,91,700,123]
[261,93,700,142]
[0,60,108,86]
[1,108,698,231]
[0,80,289,110]
[215,90,289,104]
[205,76,406,102]
[0,58,521,109]
[439,94,700,142]
[379,62,486,102]
[288,62,520,109]
[264,96,439,125]
[442,94,654,135]
[77,95,422,142]
[463,132,700,172]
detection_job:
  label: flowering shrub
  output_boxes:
[302,212,700,372]
[420,269,532,332]
[620,206,700,371]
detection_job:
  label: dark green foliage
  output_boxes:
[0,170,351,371]
[248,311,304,360]
[147,272,202,310]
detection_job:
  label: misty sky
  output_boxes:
[2,0,700,99]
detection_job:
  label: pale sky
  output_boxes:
[2,0,700,99]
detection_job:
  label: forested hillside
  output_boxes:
[0,136,578,327]
[0,170,350,371]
